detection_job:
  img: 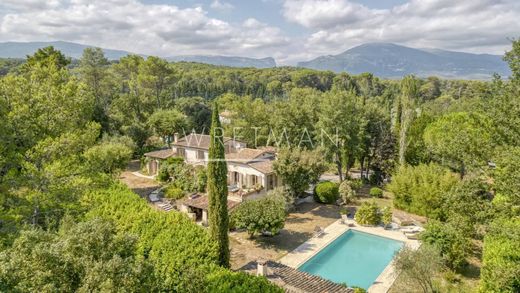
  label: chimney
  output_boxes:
[257,259,268,277]
[173,133,179,143]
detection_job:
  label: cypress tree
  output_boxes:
[207,102,230,268]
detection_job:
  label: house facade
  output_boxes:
[172,133,247,165]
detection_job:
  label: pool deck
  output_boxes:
[278,219,420,293]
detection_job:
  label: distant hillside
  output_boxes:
[166,55,276,68]
[0,41,277,68]
[297,43,511,79]
[0,41,134,60]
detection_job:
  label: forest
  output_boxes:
[0,38,519,292]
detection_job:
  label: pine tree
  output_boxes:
[207,102,230,267]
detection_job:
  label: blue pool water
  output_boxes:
[298,230,403,289]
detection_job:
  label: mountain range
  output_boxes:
[0,41,276,68]
[298,43,510,79]
[0,41,511,79]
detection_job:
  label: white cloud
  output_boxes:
[210,0,234,12]
[283,0,520,58]
[0,0,518,65]
[0,0,287,58]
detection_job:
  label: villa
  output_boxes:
[145,133,282,224]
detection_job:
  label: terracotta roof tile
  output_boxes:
[225,148,273,162]
[241,261,352,293]
[180,194,240,211]
[248,160,275,174]
[144,148,175,159]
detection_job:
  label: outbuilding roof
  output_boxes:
[241,261,353,293]
[144,148,176,159]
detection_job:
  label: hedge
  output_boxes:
[314,181,339,204]
[84,184,281,292]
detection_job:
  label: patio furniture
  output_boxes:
[400,225,424,234]
[228,184,239,192]
[404,232,419,240]
[314,226,325,237]
[341,214,355,227]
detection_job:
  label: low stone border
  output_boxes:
[278,219,420,293]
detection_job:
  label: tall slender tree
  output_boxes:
[397,75,419,166]
[207,102,230,267]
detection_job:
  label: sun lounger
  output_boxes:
[404,232,419,240]
[400,226,423,234]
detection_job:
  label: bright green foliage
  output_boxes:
[397,75,419,166]
[369,187,383,198]
[84,185,218,290]
[147,109,187,144]
[232,192,287,238]
[393,245,444,293]
[339,180,356,204]
[83,185,280,292]
[420,220,471,270]
[84,139,134,174]
[317,90,361,180]
[157,157,207,193]
[504,38,520,83]
[0,218,156,292]
[443,178,494,237]
[480,217,520,293]
[492,146,520,214]
[270,88,321,148]
[78,47,112,131]
[314,181,339,204]
[355,201,381,226]
[207,102,230,268]
[138,56,172,109]
[273,147,327,198]
[25,46,70,69]
[163,185,184,200]
[195,166,208,192]
[388,163,459,218]
[381,206,392,227]
[424,112,494,177]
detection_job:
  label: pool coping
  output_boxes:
[278,219,420,293]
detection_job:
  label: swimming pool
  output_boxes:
[298,229,403,289]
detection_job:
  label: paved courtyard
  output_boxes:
[119,160,160,198]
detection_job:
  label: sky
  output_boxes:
[0,0,518,65]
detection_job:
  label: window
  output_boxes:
[197,150,205,160]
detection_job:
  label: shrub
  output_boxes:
[369,187,383,198]
[387,163,459,218]
[339,180,356,204]
[195,167,207,192]
[381,206,393,227]
[231,192,287,238]
[314,181,339,204]
[355,201,381,225]
[420,220,471,270]
[349,179,363,191]
[164,185,185,200]
[480,218,520,293]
